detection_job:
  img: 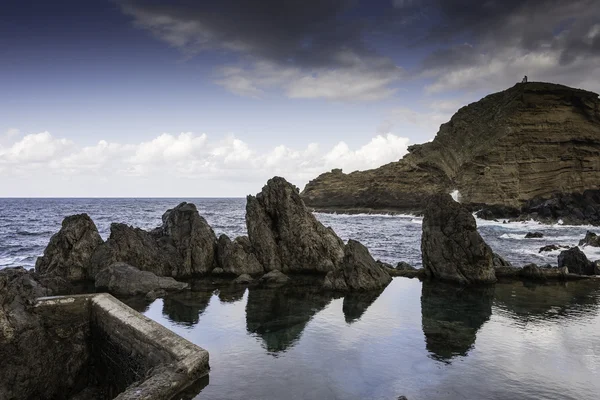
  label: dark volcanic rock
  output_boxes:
[323,240,392,291]
[558,247,595,275]
[246,177,345,273]
[539,244,570,253]
[216,234,264,276]
[159,202,218,275]
[396,261,416,270]
[91,202,217,278]
[259,270,290,286]
[421,194,496,285]
[35,214,103,281]
[233,274,253,285]
[578,231,600,247]
[492,253,512,268]
[525,232,544,238]
[0,268,89,400]
[94,262,189,297]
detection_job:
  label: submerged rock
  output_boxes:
[94,262,189,297]
[421,194,496,285]
[233,274,254,285]
[246,177,345,273]
[90,202,217,278]
[539,244,570,253]
[558,247,595,275]
[35,214,103,281]
[525,232,544,238]
[578,231,600,247]
[259,270,290,286]
[323,240,392,291]
[216,234,263,276]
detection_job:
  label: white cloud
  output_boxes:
[215,60,402,101]
[0,130,410,196]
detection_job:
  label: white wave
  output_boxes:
[410,218,423,224]
[450,189,461,203]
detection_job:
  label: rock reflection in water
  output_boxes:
[245,285,336,354]
[342,289,384,324]
[162,290,213,326]
[421,281,494,362]
[217,285,247,304]
[493,280,600,324]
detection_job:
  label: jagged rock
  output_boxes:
[89,223,182,277]
[90,202,217,278]
[35,214,103,281]
[94,262,188,297]
[246,177,345,273]
[421,194,497,285]
[159,202,218,274]
[594,261,600,275]
[259,270,290,286]
[578,231,600,247]
[558,247,595,275]
[525,232,544,238]
[376,260,394,269]
[301,83,600,220]
[216,234,263,276]
[539,244,570,253]
[233,274,253,285]
[211,267,226,275]
[323,240,392,291]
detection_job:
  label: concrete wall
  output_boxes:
[35,294,210,400]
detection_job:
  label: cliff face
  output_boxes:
[301,82,600,212]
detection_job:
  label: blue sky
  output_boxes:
[1,0,599,196]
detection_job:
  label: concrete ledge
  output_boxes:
[35,293,210,400]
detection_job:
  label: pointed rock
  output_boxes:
[421,194,496,284]
[217,234,263,276]
[246,177,345,273]
[35,214,103,281]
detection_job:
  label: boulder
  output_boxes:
[94,262,188,297]
[246,177,345,273]
[216,234,264,276]
[35,214,103,281]
[558,247,595,275]
[396,261,415,270]
[233,274,253,285]
[90,202,217,278]
[259,270,290,286]
[323,240,392,291]
[578,231,600,247]
[421,194,497,285]
[525,232,544,238]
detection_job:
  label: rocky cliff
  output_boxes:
[301,82,600,213]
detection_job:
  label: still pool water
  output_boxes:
[139,278,600,400]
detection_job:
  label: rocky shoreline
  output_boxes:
[301,82,600,225]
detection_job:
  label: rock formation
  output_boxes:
[90,202,217,278]
[525,232,543,238]
[421,194,497,285]
[323,240,392,291]
[579,231,600,247]
[216,234,264,276]
[95,262,189,297]
[557,247,595,275]
[301,82,600,220]
[35,213,103,281]
[246,177,345,273]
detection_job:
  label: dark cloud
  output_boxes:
[118,0,382,69]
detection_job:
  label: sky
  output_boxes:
[1,0,599,197]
